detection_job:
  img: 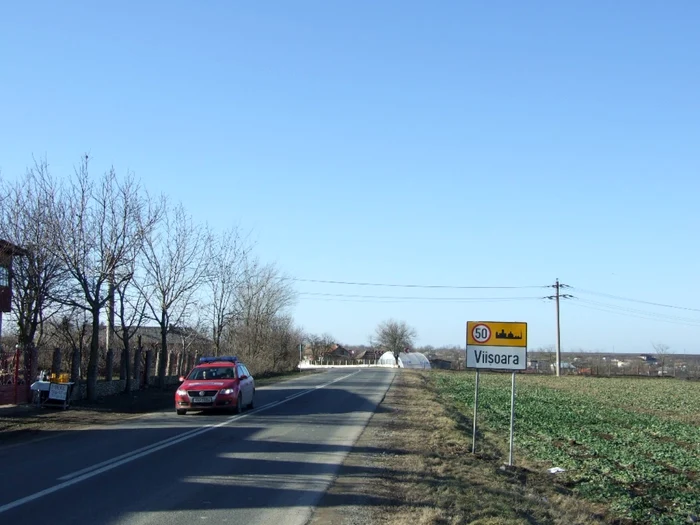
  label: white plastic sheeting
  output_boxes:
[376,351,432,369]
[378,351,397,367]
[398,352,431,369]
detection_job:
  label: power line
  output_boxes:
[569,300,700,327]
[297,297,542,304]
[297,291,544,302]
[570,286,700,313]
[573,298,700,325]
[288,278,547,290]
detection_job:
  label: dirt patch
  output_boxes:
[0,385,179,446]
[309,371,609,525]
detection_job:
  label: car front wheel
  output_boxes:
[236,393,243,414]
[176,409,187,415]
[248,389,255,409]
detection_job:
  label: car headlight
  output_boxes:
[176,389,188,396]
[220,388,235,395]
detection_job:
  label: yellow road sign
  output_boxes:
[466,321,527,348]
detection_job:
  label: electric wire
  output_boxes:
[570,287,700,313]
[569,300,700,327]
[574,298,700,323]
[297,292,543,302]
[287,278,547,290]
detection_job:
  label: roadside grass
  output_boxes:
[434,371,700,524]
[311,370,607,525]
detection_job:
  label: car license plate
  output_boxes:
[191,396,212,403]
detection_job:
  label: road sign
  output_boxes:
[467,321,526,347]
[471,323,491,343]
[466,321,527,371]
[467,321,527,464]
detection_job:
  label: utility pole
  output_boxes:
[545,279,573,377]
[555,278,561,377]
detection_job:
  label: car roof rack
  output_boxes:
[199,356,238,364]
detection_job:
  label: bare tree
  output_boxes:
[139,202,209,389]
[306,333,335,362]
[0,159,66,352]
[652,342,672,375]
[114,275,151,392]
[373,319,417,362]
[204,227,252,356]
[268,315,303,371]
[47,156,157,401]
[536,345,556,374]
[233,259,296,369]
[48,307,91,383]
[169,310,209,377]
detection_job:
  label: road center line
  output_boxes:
[0,370,362,515]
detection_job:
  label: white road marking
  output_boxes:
[0,370,361,515]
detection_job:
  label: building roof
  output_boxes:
[0,239,28,257]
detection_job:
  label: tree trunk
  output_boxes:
[120,347,127,380]
[25,345,38,397]
[133,338,142,390]
[52,348,62,375]
[71,348,81,384]
[105,349,114,382]
[87,307,100,401]
[145,349,154,387]
[158,328,168,389]
[123,340,132,393]
[166,351,174,376]
[158,317,168,389]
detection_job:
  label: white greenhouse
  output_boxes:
[378,351,398,367]
[377,351,432,369]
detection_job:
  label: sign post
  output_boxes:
[509,371,516,465]
[472,369,479,453]
[466,321,527,465]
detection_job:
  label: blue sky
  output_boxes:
[1,1,698,353]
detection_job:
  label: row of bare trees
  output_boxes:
[0,155,299,400]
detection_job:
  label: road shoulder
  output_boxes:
[308,370,608,525]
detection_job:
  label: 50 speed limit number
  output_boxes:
[472,324,491,343]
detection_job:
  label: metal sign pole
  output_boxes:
[508,371,516,466]
[472,369,480,453]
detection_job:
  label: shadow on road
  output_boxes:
[0,369,410,523]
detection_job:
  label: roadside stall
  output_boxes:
[30,372,74,409]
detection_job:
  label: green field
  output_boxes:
[434,372,700,524]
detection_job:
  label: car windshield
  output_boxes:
[187,367,235,380]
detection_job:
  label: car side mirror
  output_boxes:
[239,375,248,380]
[178,376,185,382]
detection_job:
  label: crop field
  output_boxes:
[434,372,700,524]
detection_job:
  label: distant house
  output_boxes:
[429,358,452,370]
[638,354,658,364]
[527,359,541,371]
[325,344,353,359]
[551,362,577,372]
[358,349,384,362]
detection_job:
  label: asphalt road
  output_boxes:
[0,368,396,525]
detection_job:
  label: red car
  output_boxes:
[175,356,255,415]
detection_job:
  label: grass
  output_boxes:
[434,371,700,524]
[311,370,607,525]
